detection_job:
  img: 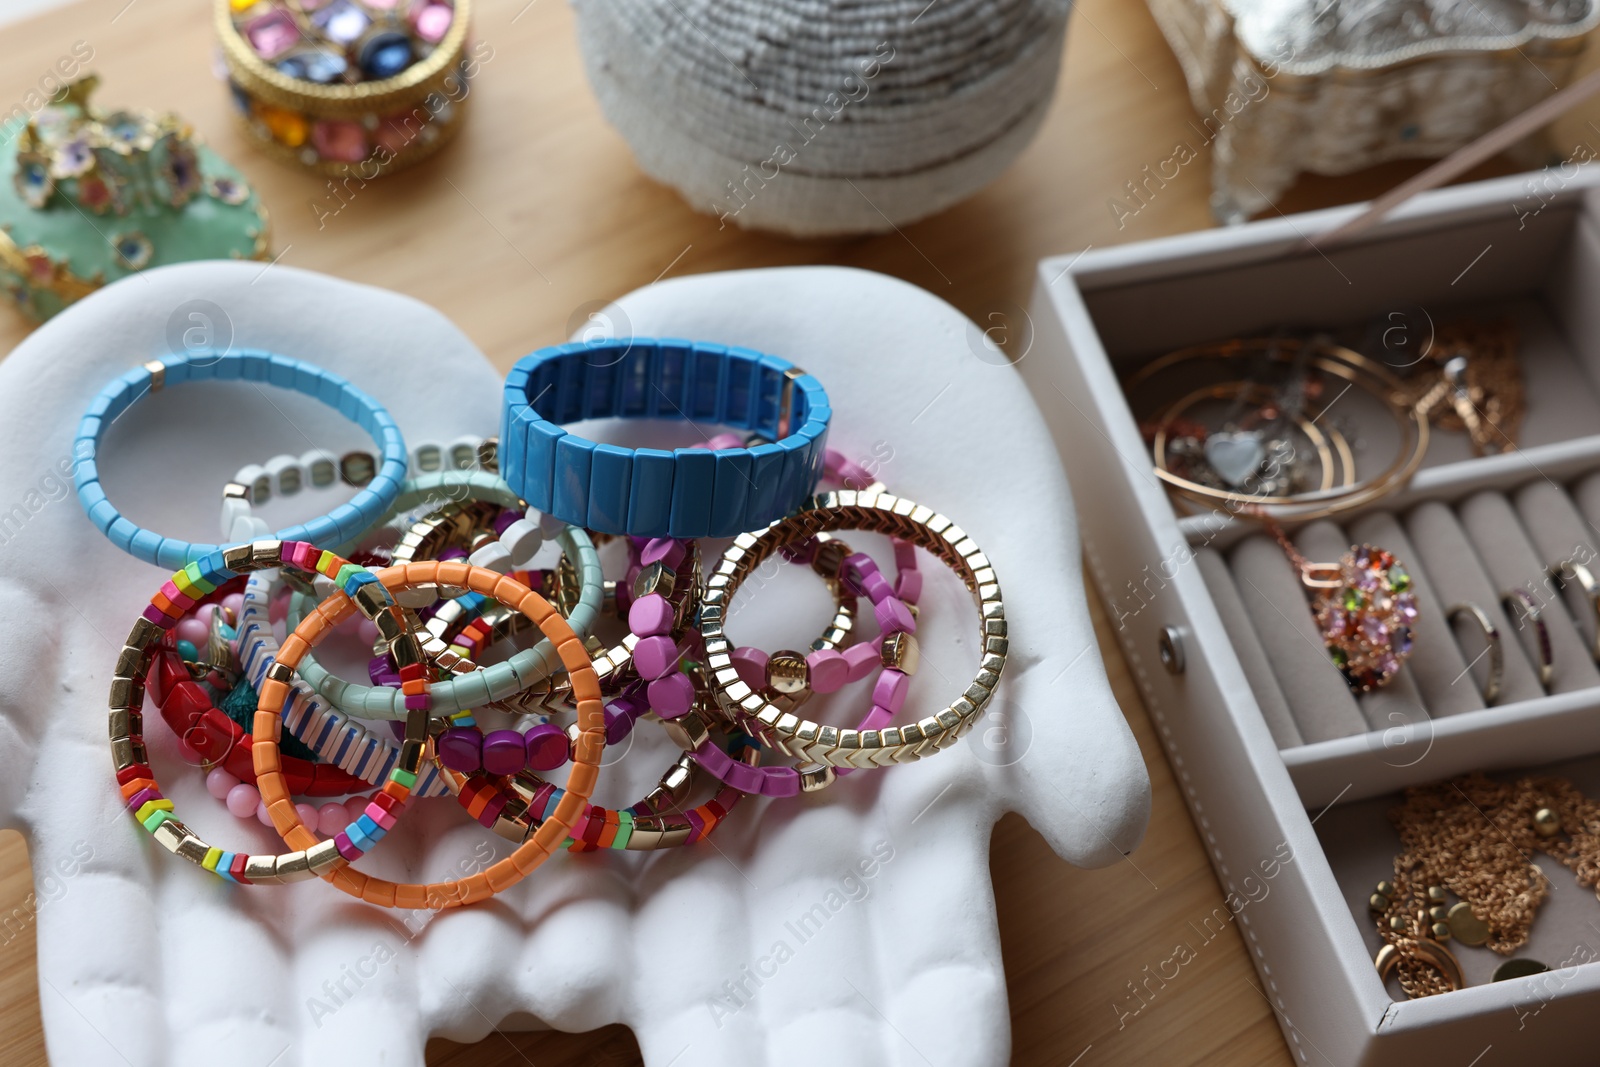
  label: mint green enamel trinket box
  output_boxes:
[0,75,270,321]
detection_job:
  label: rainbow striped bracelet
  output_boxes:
[110,540,430,884]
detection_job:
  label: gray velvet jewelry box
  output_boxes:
[1025,170,1600,1064]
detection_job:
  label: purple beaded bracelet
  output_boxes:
[676,544,915,794]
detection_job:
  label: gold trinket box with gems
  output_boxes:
[0,75,269,322]
[216,0,477,179]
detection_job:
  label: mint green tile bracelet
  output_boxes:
[287,470,604,718]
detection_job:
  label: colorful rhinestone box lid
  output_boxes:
[217,0,473,177]
[0,75,268,322]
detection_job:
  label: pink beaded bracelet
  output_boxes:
[702,491,1006,769]
[678,542,915,794]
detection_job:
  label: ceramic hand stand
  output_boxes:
[0,260,1149,1066]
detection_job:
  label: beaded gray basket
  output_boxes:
[572,0,1072,236]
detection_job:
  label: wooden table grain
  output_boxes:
[3,0,1594,1062]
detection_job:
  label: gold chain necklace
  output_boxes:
[1373,773,1600,998]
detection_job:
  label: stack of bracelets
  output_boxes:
[79,340,1006,905]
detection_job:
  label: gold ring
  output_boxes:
[1446,602,1503,705]
[1501,587,1554,690]
[1376,938,1464,992]
[1549,560,1600,662]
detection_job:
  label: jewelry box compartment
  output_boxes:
[1200,475,1600,810]
[1316,756,1600,1009]
[1063,173,1600,808]
[1025,170,1600,1065]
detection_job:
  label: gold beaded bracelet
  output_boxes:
[700,491,1006,768]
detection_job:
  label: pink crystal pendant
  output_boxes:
[1304,543,1417,692]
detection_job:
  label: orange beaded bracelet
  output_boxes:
[253,559,607,909]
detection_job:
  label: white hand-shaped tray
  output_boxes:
[0,260,1149,1066]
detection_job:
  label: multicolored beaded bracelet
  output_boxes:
[383,587,575,777]
[255,559,606,909]
[351,469,550,593]
[701,491,1006,768]
[418,560,667,776]
[256,491,570,780]
[501,339,831,538]
[438,727,764,852]
[388,494,540,578]
[435,649,762,851]
[141,572,371,797]
[76,351,408,568]
[350,493,563,694]
[401,584,558,687]
[249,541,440,884]
[258,575,553,783]
[289,519,600,718]
[146,588,376,819]
[380,482,576,675]
[109,540,424,884]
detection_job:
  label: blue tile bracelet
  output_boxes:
[74,350,408,569]
[500,339,831,538]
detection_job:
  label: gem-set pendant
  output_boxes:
[1305,543,1417,692]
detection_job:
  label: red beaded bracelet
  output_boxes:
[149,646,367,797]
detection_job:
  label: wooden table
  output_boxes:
[3,0,1594,1062]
